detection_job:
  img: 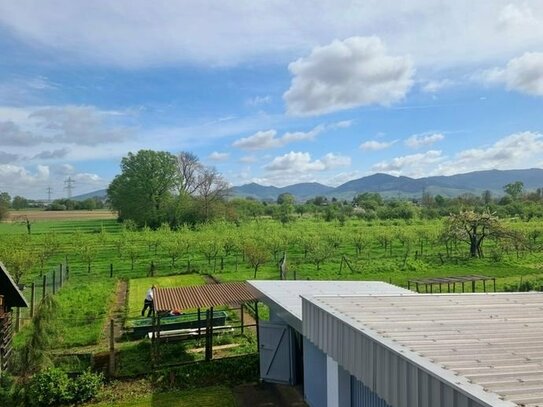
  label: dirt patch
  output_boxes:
[233,382,307,407]
[7,210,117,221]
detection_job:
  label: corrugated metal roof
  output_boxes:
[305,293,543,407]
[0,261,29,309]
[247,280,410,333]
[153,282,257,311]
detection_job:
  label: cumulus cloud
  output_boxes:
[481,52,543,96]
[30,105,130,145]
[208,151,230,161]
[421,79,455,93]
[404,133,444,148]
[233,125,324,150]
[265,151,350,172]
[284,36,414,116]
[0,164,50,195]
[370,132,543,177]
[373,150,444,176]
[1,2,543,70]
[0,151,19,164]
[360,140,397,151]
[32,148,70,160]
[0,120,42,146]
[239,155,257,164]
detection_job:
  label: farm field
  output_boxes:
[2,212,543,379]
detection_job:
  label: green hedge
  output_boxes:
[153,354,258,390]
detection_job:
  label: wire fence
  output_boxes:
[15,263,69,331]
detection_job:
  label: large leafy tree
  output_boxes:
[107,150,178,228]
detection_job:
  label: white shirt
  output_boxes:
[145,288,153,301]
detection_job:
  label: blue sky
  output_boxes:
[0,1,542,199]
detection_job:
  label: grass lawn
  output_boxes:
[127,274,206,318]
[92,386,237,407]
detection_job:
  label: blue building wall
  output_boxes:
[351,375,392,407]
[303,337,327,407]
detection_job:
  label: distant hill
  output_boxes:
[231,182,333,201]
[231,168,543,201]
[71,189,107,201]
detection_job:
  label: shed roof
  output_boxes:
[247,280,410,332]
[304,292,543,407]
[0,261,29,309]
[153,282,257,312]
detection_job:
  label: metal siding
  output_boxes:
[303,337,327,407]
[351,375,391,407]
[338,365,351,407]
[302,297,493,407]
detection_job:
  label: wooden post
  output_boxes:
[483,279,487,292]
[42,275,47,299]
[30,283,35,318]
[255,301,260,351]
[59,265,64,289]
[52,269,57,294]
[15,307,20,333]
[197,308,201,339]
[66,265,70,280]
[493,278,496,292]
[240,304,244,334]
[472,280,476,293]
[205,308,213,361]
[407,281,411,290]
[110,264,113,278]
[109,319,115,377]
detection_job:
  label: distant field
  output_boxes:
[6,209,117,221]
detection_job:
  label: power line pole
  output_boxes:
[64,177,75,199]
[46,187,52,203]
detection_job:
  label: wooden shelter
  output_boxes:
[0,261,29,372]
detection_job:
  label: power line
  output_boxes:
[46,186,53,203]
[64,177,75,199]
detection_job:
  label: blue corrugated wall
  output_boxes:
[303,337,327,407]
[351,375,392,407]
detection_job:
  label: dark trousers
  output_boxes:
[142,299,154,317]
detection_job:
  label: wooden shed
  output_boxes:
[0,261,28,372]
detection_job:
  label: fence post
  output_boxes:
[255,301,260,351]
[240,304,244,334]
[205,308,213,361]
[59,265,64,289]
[110,264,113,278]
[66,265,70,281]
[42,275,47,299]
[15,307,20,333]
[30,283,35,318]
[109,319,115,377]
[52,269,57,295]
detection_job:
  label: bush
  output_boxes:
[70,369,103,404]
[153,354,258,390]
[26,368,103,407]
[0,373,14,406]
[27,368,71,407]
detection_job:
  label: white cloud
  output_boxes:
[284,36,414,116]
[372,150,444,177]
[1,2,543,69]
[438,131,543,175]
[421,79,454,93]
[247,95,272,106]
[404,133,444,148]
[239,155,257,164]
[208,151,230,161]
[360,140,397,151]
[481,52,543,96]
[32,148,70,160]
[327,171,362,187]
[232,125,324,150]
[498,3,536,28]
[265,151,350,172]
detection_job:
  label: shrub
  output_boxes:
[26,368,103,407]
[27,368,71,407]
[0,372,14,406]
[70,369,103,404]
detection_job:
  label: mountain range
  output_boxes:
[231,168,543,201]
[72,168,543,203]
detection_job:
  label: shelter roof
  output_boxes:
[153,282,257,312]
[0,261,29,309]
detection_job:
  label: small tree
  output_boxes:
[444,211,505,258]
[244,243,269,279]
